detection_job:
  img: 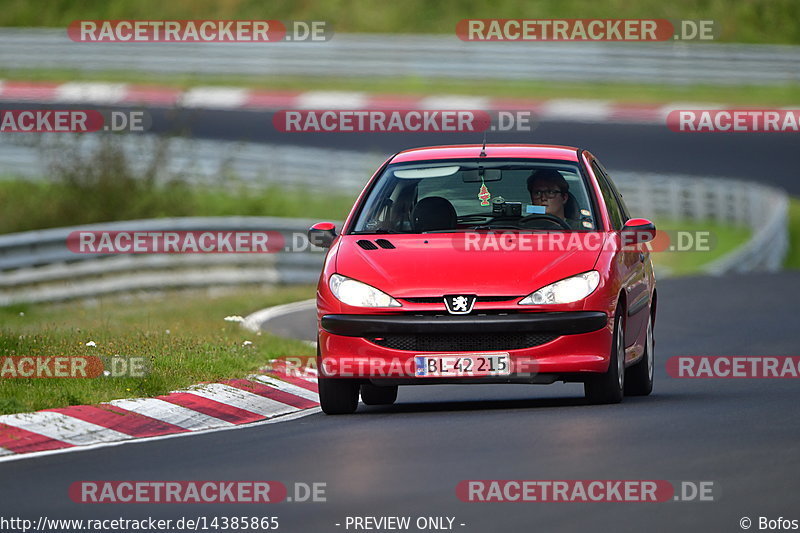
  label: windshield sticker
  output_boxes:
[526,204,546,214]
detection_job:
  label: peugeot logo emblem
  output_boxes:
[444,294,477,315]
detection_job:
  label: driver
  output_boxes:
[526,169,582,229]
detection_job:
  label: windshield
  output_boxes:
[351,159,597,234]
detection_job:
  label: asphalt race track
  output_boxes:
[1,105,798,532]
[1,101,798,194]
[1,272,799,532]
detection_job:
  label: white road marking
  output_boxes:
[296,91,366,109]
[0,407,321,464]
[241,298,316,332]
[0,411,131,446]
[182,383,298,417]
[251,375,320,402]
[108,397,234,430]
[55,82,128,104]
[180,87,250,108]
[420,95,490,110]
[539,99,613,121]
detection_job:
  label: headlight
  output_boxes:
[329,274,401,308]
[519,271,600,305]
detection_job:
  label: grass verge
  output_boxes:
[0,285,316,415]
[649,219,751,276]
[2,0,799,44]
[785,197,800,269]
[2,69,800,107]
[0,178,355,234]
[0,134,356,234]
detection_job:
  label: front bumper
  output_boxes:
[317,311,613,380]
[321,311,607,336]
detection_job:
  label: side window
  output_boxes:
[591,161,624,230]
[595,160,631,222]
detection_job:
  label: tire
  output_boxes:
[584,311,625,404]
[318,375,360,414]
[624,314,654,396]
[361,383,398,405]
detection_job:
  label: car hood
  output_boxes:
[334,233,606,297]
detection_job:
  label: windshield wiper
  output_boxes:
[351,229,405,235]
[422,226,523,233]
[469,225,524,230]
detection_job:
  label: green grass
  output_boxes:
[2,0,800,44]
[2,69,800,107]
[0,178,355,234]
[785,197,800,269]
[0,285,317,415]
[0,134,357,234]
[649,219,751,276]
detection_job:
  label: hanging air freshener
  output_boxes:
[478,178,491,206]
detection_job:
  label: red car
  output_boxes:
[308,144,657,414]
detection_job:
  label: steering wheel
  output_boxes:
[517,213,572,230]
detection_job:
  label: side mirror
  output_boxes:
[621,218,656,244]
[308,222,337,248]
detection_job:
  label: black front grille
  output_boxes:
[402,296,519,304]
[369,332,558,352]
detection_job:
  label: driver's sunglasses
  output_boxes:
[529,189,564,199]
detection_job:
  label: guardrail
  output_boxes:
[0,133,386,192]
[614,174,789,274]
[0,169,789,305]
[0,217,328,305]
[1,29,799,85]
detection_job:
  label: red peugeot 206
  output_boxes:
[308,144,657,414]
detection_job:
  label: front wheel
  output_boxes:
[584,312,625,404]
[624,315,654,396]
[318,376,359,414]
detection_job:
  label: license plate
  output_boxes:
[414,353,511,377]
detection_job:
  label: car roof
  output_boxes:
[390,144,581,164]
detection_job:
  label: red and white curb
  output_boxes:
[0,360,318,461]
[0,80,716,124]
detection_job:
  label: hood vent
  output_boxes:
[356,239,395,250]
[356,240,379,250]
